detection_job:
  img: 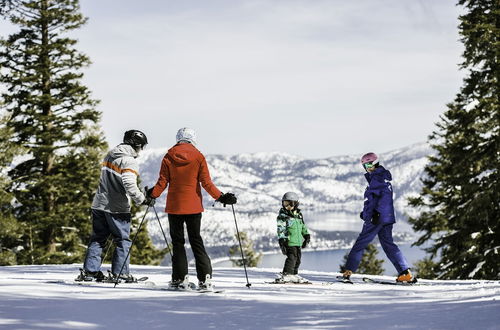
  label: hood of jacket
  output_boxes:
[109,143,139,159]
[166,143,198,166]
[365,166,392,183]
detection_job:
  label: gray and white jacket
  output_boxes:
[91,144,145,213]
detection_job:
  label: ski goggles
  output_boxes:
[283,200,298,208]
[362,162,375,169]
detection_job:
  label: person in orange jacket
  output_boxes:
[148,127,236,290]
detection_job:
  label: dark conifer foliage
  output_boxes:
[0,117,24,265]
[0,0,108,264]
[409,0,499,279]
[0,0,166,266]
[229,231,262,267]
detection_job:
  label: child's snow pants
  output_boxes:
[283,246,302,275]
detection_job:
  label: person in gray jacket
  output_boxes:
[77,130,154,282]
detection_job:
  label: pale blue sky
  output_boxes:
[1,0,464,158]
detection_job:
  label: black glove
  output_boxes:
[279,238,288,255]
[142,197,155,206]
[301,234,310,248]
[217,192,237,207]
[142,186,156,206]
[371,211,380,225]
[359,211,364,220]
[145,186,154,198]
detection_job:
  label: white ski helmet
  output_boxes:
[176,127,197,146]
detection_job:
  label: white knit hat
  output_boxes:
[176,127,197,145]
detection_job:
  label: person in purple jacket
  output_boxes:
[342,152,414,283]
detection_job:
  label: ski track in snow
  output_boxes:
[1,265,499,330]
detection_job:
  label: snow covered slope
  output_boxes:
[1,265,499,330]
[136,142,431,255]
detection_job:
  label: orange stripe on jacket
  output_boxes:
[102,162,139,176]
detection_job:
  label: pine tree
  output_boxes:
[229,231,262,267]
[408,0,499,280]
[413,257,439,280]
[0,115,24,265]
[340,243,385,275]
[0,0,108,264]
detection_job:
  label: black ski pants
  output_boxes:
[283,246,302,275]
[168,213,212,282]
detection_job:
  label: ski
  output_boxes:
[265,280,313,285]
[325,276,418,285]
[74,268,149,284]
[47,279,155,287]
[162,280,224,293]
[321,276,354,285]
[77,276,149,284]
[161,287,224,294]
[335,276,354,284]
[110,276,149,283]
[194,289,225,294]
[51,280,224,293]
[362,277,418,285]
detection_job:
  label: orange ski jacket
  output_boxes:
[150,143,222,214]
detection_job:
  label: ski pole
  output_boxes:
[114,205,150,288]
[231,204,251,288]
[101,234,113,262]
[152,205,173,258]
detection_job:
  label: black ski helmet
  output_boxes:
[123,130,148,150]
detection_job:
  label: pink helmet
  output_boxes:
[361,152,379,165]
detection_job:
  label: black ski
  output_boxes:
[76,276,149,284]
[74,268,148,283]
[108,276,149,283]
[319,276,354,285]
[47,278,154,287]
[265,280,313,285]
[362,277,418,285]
[333,276,354,284]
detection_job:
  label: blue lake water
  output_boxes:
[213,243,427,276]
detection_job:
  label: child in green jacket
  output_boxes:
[276,192,310,283]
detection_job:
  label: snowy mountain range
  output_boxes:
[137,142,432,258]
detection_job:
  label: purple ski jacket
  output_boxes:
[361,166,396,224]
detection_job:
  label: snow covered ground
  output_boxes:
[1,265,499,330]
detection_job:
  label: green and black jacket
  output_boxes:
[276,208,309,247]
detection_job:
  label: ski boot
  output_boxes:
[342,269,353,281]
[293,274,310,284]
[168,275,195,291]
[108,270,139,283]
[75,268,106,282]
[198,274,214,291]
[396,269,415,283]
[275,272,296,283]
